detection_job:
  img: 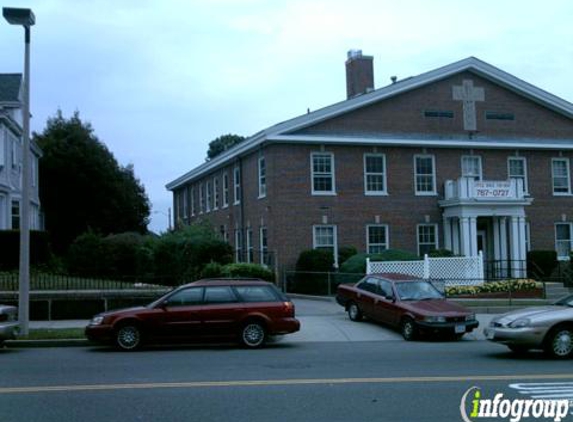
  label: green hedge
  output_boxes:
[527,250,558,279]
[0,230,52,271]
[339,249,419,274]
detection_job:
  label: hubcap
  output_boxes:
[243,324,264,346]
[349,305,358,319]
[553,330,573,356]
[118,326,140,349]
[403,322,413,338]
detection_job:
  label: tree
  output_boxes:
[34,110,150,253]
[206,134,245,160]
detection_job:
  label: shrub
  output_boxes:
[295,249,335,272]
[200,262,224,279]
[338,246,358,266]
[221,263,274,282]
[446,279,539,296]
[67,231,107,277]
[339,249,419,274]
[0,230,53,271]
[427,249,456,258]
[527,250,558,279]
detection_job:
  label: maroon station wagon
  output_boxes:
[336,273,478,340]
[86,279,300,350]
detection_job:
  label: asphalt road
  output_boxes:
[1,339,572,422]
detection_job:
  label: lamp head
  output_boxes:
[3,7,35,26]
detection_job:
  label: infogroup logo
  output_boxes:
[460,386,570,422]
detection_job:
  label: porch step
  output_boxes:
[543,282,573,300]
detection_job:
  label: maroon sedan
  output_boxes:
[336,273,478,340]
[86,279,300,350]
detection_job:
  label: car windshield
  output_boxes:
[395,281,443,301]
[553,295,573,307]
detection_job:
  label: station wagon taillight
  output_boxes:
[283,301,294,316]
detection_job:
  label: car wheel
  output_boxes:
[115,323,142,351]
[401,318,417,341]
[508,345,530,354]
[241,321,266,348]
[544,326,573,359]
[347,302,363,322]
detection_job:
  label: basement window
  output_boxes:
[424,110,454,118]
[486,111,515,121]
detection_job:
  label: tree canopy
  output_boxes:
[35,111,150,253]
[206,133,246,160]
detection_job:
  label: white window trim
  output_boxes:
[246,228,253,263]
[507,156,528,194]
[311,152,336,196]
[259,226,268,266]
[258,156,267,199]
[182,188,188,221]
[461,155,483,180]
[222,173,229,208]
[414,154,437,196]
[233,166,241,205]
[190,186,195,216]
[312,224,338,267]
[206,180,211,212]
[235,229,243,262]
[364,153,388,196]
[555,222,573,260]
[199,183,204,214]
[417,224,439,256]
[551,158,572,196]
[213,177,219,210]
[366,224,389,254]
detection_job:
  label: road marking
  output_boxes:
[510,382,573,399]
[2,374,573,395]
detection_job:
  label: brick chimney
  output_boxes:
[345,49,374,99]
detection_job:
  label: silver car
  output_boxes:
[484,294,573,358]
[0,305,19,345]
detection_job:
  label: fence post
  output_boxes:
[478,251,484,280]
[327,272,331,296]
[423,254,430,279]
[366,257,370,274]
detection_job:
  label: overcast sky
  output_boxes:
[1,0,572,232]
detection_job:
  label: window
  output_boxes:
[260,226,269,266]
[199,183,205,213]
[552,158,571,195]
[166,287,204,307]
[311,152,335,195]
[11,138,18,170]
[486,111,514,121]
[424,110,454,118]
[414,155,436,195]
[223,173,229,208]
[190,187,196,216]
[0,131,5,167]
[235,229,243,262]
[508,157,528,194]
[418,224,438,256]
[235,286,278,303]
[258,157,266,198]
[213,178,219,210]
[233,166,241,204]
[31,157,37,187]
[364,154,387,195]
[461,156,482,180]
[555,223,572,260]
[246,228,254,263]
[204,286,238,304]
[0,195,5,230]
[357,277,379,294]
[366,225,389,254]
[206,180,211,212]
[182,188,188,221]
[313,225,338,266]
[220,225,227,242]
[11,200,20,229]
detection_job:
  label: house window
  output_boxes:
[366,225,389,254]
[486,111,514,121]
[461,156,482,180]
[414,155,436,195]
[418,224,438,256]
[182,188,188,222]
[424,110,454,118]
[199,183,205,214]
[206,181,212,212]
[235,229,243,262]
[311,152,335,195]
[555,223,572,260]
[223,173,229,208]
[313,225,338,266]
[364,154,387,195]
[11,138,18,170]
[11,200,20,229]
[508,157,528,194]
[190,187,196,216]
[213,178,219,210]
[258,157,266,198]
[260,226,269,266]
[233,166,241,205]
[246,228,254,263]
[0,131,5,167]
[0,195,5,230]
[552,158,571,195]
[220,225,227,242]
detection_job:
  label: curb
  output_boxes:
[5,339,90,348]
[287,293,335,302]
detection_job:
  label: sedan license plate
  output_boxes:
[455,324,466,334]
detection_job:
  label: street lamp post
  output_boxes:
[3,7,35,336]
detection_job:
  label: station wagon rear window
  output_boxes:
[235,286,278,302]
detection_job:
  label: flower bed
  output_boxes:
[446,279,544,299]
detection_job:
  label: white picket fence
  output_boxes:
[366,252,484,286]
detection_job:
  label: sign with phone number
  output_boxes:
[474,181,512,199]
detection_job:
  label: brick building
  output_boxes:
[166,53,573,276]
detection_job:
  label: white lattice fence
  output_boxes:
[366,252,484,286]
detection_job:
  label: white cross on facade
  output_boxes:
[453,79,485,131]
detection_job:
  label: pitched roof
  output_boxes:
[166,57,573,190]
[0,73,22,104]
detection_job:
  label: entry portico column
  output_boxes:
[469,217,478,256]
[452,218,460,255]
[518,216,527,277]
[460,217,472,256]
[509,216,522,278]
[443,216,452,251]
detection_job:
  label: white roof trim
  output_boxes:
[166,57,573,190]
